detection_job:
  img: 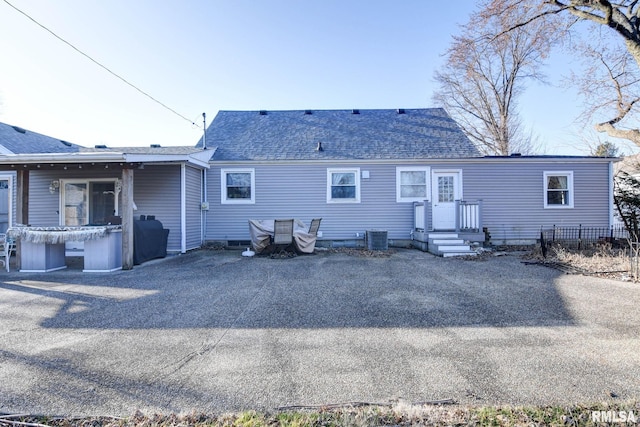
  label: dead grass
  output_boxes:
[551,245,629,273]
[2,401,639,426]
[528,242,633,281]
[327,247,397,258]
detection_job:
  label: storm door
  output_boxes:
[0,177,10,233]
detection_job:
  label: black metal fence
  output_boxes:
[540,225,631,256]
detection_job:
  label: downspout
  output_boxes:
[609,160,615,228]
[181,163,186,254]
[202,168,207,244]
[201,112,207,245]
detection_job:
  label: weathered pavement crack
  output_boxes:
[156,270,273,405]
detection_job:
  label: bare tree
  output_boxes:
[500,1,640,146]
[615,167,640,240]
[433,1,555,155]
[569,30,640,146]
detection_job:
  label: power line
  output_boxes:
[2,0,201,128]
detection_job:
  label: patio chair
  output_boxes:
[271,219,294,258]
[0,234,15,272]
[308,218,322,236]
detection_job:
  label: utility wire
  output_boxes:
[2,0,201,128]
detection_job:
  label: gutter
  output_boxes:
[0,152,127,163]
[210,156,622,167]
[0,148,216,169]
[609,160,615,228]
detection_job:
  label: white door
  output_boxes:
[0,179,9,233]
[432,171,460,230]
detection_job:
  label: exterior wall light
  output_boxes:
[49,180,60,194]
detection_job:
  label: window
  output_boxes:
[544,171,573,208]
[221,168,255,204]
[60,179,120,225]
[396,167,430,202]
[438,175,455,203]
[327,168,360,203]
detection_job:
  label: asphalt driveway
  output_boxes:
[0,248,639,416]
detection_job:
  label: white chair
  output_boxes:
[0,234,15,272]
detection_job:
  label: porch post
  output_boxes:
[15,170,29,271]
[455,199,461,232]
[423,200,430,231]
[121,168,134,270]
[477,200,483,233]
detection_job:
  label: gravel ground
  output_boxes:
[0,248,638,417]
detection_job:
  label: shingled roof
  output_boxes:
[0,122,82,154]
[198,108,480,161]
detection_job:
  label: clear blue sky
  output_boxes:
[0,0,626,154]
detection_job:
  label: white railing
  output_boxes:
[455,200,482,232]
[414,201,426,231]
[414,200,482,232]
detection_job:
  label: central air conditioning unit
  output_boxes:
[366,230,388,251]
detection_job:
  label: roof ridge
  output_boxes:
[216,107,443,113]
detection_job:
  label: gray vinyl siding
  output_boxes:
[207,163,423,242]
[185,165,202,250]
[134,165,182,252]
[27,165,200,253]
[462,160,612,242]
[206,159,613,244]
[28,169,120,226]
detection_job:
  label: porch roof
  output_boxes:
[0,147,216,170]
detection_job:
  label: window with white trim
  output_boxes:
[327,168,360,203]
[221,168,255,204]
[544,171,573,208]
[59,179,120,225]
[396,166,430,202]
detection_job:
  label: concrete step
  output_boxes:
[427,231,478,256]
[442,251,477,257]
[427,233,459,239]
[438,245,473,252]
[431,239,464,245]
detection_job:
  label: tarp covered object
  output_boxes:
[133,219,169,265]
[248,219,317,254]
[7,225,121,244]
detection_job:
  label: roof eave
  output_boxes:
[0,148,215,169]
[0,152,127,164]
[124,149,214,169]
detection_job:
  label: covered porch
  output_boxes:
[0,147,214,271]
